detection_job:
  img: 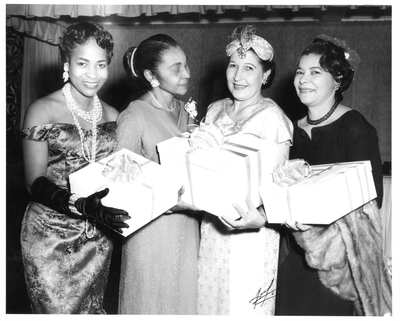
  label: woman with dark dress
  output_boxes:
[275,35,391,316]
[20,21,130,313]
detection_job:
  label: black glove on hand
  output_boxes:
[75,188,131,233]
[31,176,74,215]
[31,176,130,233]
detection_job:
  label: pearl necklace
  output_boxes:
[62,83,102,163]
[148,90,176,112]
[307,100,339,125]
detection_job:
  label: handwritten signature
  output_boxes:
[249,278,277,309]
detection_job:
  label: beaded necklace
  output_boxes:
[62,83,102,163]
[307,100,339,125]
[148,90,176,112]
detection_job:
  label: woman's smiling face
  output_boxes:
[226,50,270,102]
[294,53,337,107]
[66,37,109,98]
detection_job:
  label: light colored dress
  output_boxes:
[197,98,293,315]
[116,99,200,315]
[20,122,117,314]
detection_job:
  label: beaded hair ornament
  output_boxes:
[314,34,361,72]
[226,25,274,61]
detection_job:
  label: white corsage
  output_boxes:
[184,97,198,120]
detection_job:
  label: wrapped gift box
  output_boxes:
[157,134,278,220]
[261,161,377,224]
[69,149,182,237]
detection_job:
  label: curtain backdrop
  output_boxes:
[20,37,61,128]
[6,5,391,45]
[6,4,370,20]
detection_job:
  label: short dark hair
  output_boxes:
[299,37,354,103]
[123,34,179,87]
[59,21,114,64]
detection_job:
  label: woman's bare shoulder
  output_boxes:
[100,100,120,121]
[23,90,65,128]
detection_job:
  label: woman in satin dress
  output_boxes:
[20,21,130,314]
[116,34,200,315]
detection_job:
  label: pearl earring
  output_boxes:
[63,65,69,83]
[150,79,160,88]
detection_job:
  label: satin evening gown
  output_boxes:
[20,122,117,314]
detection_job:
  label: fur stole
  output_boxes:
[292,200,392,316]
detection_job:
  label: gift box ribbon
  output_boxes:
[100,151,157,218]
[275,161,373,222]
[224,141,262,196]
[184,142,253,207]
[100,152,150,183]
[183,122,225,151]
[272,159,313,187]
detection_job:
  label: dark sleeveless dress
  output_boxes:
[275,110,383,315]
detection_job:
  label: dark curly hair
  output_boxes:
[59,21,114,65]
[299,37,354,103]
[123,34,179,88]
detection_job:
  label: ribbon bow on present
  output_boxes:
[102,152,145,183]
[184,122,225,152]
[272,159,313,187]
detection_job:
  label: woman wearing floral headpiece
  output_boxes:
[195,25,293,315]
[20,21,130,313]
[275,35,391,316]
[116,34,200,314]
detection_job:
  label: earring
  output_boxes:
[333,83,340,91]
[150,78,160,88]
[62,64,69,83]
[262,80,267,85]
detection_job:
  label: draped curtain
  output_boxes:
[20,37,61,128]
[5,4,362,20]
[6,4,390,45]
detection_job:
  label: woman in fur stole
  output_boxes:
[274,35,391,316]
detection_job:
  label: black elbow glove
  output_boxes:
[31,176,72,215]
[31,176,130,232]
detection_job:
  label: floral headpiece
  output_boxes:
[314,34,361,72]
[226,25,274,61]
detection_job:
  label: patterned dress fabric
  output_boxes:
[20,122,117,314]
[116,99,200,315]
[197,98,293,315]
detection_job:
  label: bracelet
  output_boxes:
[68,193,82,216]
